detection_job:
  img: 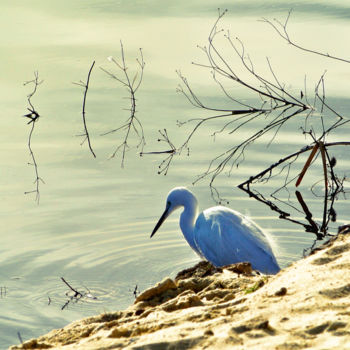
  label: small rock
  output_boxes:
[108,327,132,338]
[223,262,253,275]
[135,309,144,316]
[162,293,203,312]
[135,277,177,303]
[327,321,347,332]
[319,283,350,299]
[175,261,220,280]
[274,287,287,297]
[204,329,214,336]
[305,322,330,335]
[338,224,350,234]
[232,324,251,334]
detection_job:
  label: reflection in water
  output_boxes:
[23,72,44,203]
[100,43,146,164]
[143,10,350,206]
[73,60,97,158]
[59,277,97,310]
[1,1,350,348]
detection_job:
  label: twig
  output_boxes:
[23,71,44,203]
[73,61,96,158]
[150,10,312,202]
[295,144,319,187]
[133,285,138,298]
[0,286,7,298]
[239,135,347,239]
[176,10,349,202]
[60,277,84,298]
[17,331,23,344]
[239,141,350,190]
[295,191,320,238]
[60,277,97,310]
[261,10,350,64]
[140,129,177,175]
[319,142,328,191]
[101,41,146,167]
[145,10,349,209]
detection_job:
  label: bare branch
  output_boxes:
[295,144,319,187]
[144,10,349,207]
[23,71,44,203]
[60,277,97,310]
[152,10,313,201]
[74,61,96,158]
[260,10,350,64]
[140,129,177,175]
[101,41,146,167]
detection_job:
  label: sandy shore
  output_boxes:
[9,229,350,349]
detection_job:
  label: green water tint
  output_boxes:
[1,1,349,348]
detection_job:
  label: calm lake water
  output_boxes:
[1,1,350,348]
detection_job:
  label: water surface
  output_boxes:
[1,1,349,348]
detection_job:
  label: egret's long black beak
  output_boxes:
[150,204,170,238]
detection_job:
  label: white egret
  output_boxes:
[151,187,280,274]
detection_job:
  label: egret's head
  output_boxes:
[150,187,196,238]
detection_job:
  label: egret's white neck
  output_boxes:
[179,195,199,253]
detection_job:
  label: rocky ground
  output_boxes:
[9,228,350,350]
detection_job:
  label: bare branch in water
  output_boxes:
[17,332,23,345]
[295,144,319,187]
[133,285,139,299]
[145,9,313,202]
[145,10,349,206]
[0,286,7,298]
[238,136,349,240]
[61,277,84,298]
[73,60,97,158]
[140,129,177,175]
[23,71,44,203]
[101,41,146,167]
[260,10,350,64]
[60,277,97,310]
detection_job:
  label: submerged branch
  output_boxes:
[60,277,97,310]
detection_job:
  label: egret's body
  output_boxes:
[151,187,280,274]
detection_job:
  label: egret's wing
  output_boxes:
[194,207,279,273]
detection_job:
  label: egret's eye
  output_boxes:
[166,201,171,207]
